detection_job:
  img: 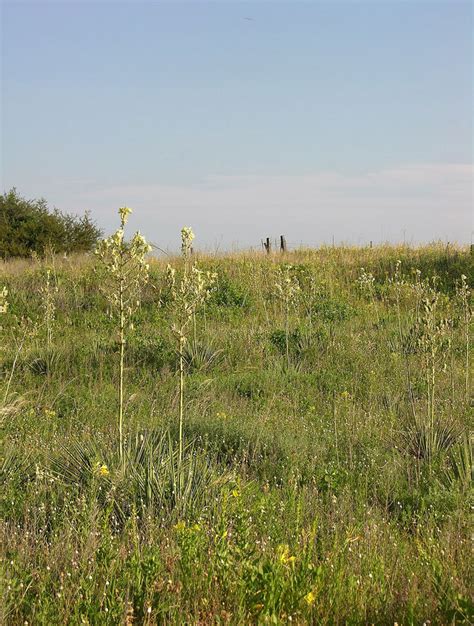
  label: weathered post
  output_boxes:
[280,235,287,253]
[263,237,271,254]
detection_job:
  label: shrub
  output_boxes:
[0,188,102,258]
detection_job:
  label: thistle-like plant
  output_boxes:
[95,206,151,460]
[274,264,301,367]
[165,227,216,467]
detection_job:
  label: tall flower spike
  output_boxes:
[118,206,133,227]
[0,286,8,314]
[181,227,195,256]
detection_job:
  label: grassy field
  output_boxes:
[1,241,472,625]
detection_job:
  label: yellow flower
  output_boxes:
[304,590,316,606]
[277,544,296,565]
[173,520,186,532]
[231,489,240,498]
[93,462,109,477]
[98,464,109,476]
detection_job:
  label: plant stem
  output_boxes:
[179,336,185,464]
[119,275,125,462]
[465,306,470,403]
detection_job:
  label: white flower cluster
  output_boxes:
[165,227,217,343]
[181,226,195,256]
[0,286,8,315]
[274,264,301,308]
[356,267,375,296]
[95,207,152,318]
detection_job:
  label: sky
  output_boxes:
[1,0,473,251]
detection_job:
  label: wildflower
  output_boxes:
[118,206,132,225]
[165,226,217,471]
[304,591,316,606]
[181,226,195,255]
[277,544,296,565]
[0,286,8,314]
[93,462,109,477]
[173,520,186,532]
[95,206,151,460]
[231,489,240,498]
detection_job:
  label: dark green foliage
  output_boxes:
[0,188,102,258]
[312,295,355,322]
[210,273,248,308]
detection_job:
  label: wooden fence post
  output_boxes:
[280,235,287,253]
[263,237,271,254]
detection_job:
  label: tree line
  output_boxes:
[0,188,102,258]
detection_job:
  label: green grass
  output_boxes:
[1,243,473,625]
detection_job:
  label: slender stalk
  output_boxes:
[3,328,28,404]
[119,273,125,462]
[465,305,470,403]
[179,334,185,471]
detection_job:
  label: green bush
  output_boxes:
[0,188,102,258]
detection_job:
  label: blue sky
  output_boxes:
[1,0,472,250]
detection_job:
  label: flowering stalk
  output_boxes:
[456,275,472,403]
[95,207,151,461]
[0,286,8,317]
[166,227,216,468]
[274,264,301,368]
[39,269,58,370]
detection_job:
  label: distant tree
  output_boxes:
[0,188,102,258]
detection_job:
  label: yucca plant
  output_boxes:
[1,311,36,407]
[414,282,452,433]
[165,227,216,469]
[95,207,151,461]
[0,446,34,489]
[455,275,472,403]
[51,429,231,521]
[274,264,301,368]
[39,268,58,356]
[0,286,8,317]
[182,336,224,373]
[399,412,463,464]
[444,433,473,491]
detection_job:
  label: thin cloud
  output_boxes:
[32,162,473,249]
